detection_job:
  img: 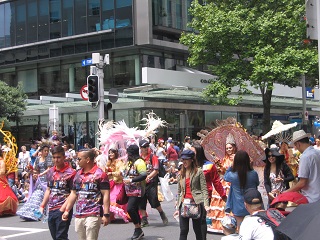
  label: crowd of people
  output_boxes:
[0,120,320,240]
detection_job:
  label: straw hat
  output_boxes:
[292,130,311,144]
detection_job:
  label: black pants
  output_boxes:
[127,196,142,225]
[179,203,207,240]
[139,181,161,210]
[48,208,73,240]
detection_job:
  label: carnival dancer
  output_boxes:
[198,118,265,233]
[207,133,237,231]
[0,149,18,216]
[106,148,129,222]
[17,144,53,220]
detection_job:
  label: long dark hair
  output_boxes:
[265,150,284,177]
[232,150,253,190]
[193,142,206,167]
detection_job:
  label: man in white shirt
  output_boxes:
[285,130,320,203]
[239,189,274,240]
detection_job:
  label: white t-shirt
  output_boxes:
[221,234,239,240]
[156,147,166,160]
[298,146,320,203]
[239,213,274,240]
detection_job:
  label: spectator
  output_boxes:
[174,150,209,240]
[183,136,192,151]
[29,143,39,166]
[285,130,320,203]
[224,150,259,228]
[238,188,274,240]
[167,140,178,167]
[18,146,31,171]
[220,216,239,240]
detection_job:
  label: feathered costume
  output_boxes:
[97,112,167,222]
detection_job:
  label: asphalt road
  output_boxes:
[0,184,223,240]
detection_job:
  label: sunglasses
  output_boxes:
[77,157,85,161]
[268,155,276,158]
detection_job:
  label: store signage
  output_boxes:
[306,87,314,99]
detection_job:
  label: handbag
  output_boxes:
[116,182,129,205]
[180,199,201,219]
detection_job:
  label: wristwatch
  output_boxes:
[103,213,110,218]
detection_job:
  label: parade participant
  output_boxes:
[174,150,209,240]
[209,133,237,232]
[17,144,53,220]
[264,148,294,203]
[18,145,31,171]
[39,145,76,240]
[62,148,110,240]
[105,148,128,222]
[193,142,226,239]
[285,130,320,203]
[224,150,260,228]
[0,149,18,216]
[123,144,147,240]
[139,139,168,227]
[279,142,290,164]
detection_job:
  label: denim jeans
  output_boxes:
[48,208,73,240]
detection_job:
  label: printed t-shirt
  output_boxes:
[72,164,109,217]
[47,163,76,211]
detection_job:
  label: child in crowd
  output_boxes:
[221,216,239,240]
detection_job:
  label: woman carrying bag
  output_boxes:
[174,150,209,240]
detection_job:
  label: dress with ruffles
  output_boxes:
[0,175,18,216]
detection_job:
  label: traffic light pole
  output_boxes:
[97,55,105,121]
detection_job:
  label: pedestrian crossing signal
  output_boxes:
[87,75,99,102]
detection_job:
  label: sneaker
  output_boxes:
[131,228,144,240]
[160,211,168,225]
[141,216,149,227]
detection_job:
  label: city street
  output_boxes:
[0,184,223,240]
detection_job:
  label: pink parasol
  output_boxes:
[199,118,265,167]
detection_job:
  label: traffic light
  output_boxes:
[87,75,99,102]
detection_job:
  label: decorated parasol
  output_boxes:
[261,120,297,140]
[198,118,265,167]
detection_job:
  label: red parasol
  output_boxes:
[271,192,308,206]
[199,118,265,167]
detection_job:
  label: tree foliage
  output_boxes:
[180,0,318,132]
[0,81,27,122]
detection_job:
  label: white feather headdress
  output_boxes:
[97,111,167,167]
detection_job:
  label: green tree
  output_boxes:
[0,81,27,123]
[180,0,318,133]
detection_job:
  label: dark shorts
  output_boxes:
[139,181,161,210]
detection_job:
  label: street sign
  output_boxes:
[80,85,88,101]
[81,58,93,67]
[108,88,119,103]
